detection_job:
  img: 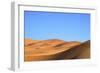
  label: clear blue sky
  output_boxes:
[24,11,90,42]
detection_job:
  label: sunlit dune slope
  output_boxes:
[24,39,81,61]
[24,39,41,46]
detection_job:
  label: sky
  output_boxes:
[24,11,90,42]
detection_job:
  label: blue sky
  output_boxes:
[24,11,90,42]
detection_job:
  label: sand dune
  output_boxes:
[63,40,90,59]
[24,39,90,61]
[24,39,41,46]
[74,40,90,59]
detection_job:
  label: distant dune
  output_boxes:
[24,39,90,61]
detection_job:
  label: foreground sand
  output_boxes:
[24,39,90,61]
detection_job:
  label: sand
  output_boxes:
[24,39,90,61]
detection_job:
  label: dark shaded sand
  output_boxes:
[24,39,90,61]
[73,40,90,59]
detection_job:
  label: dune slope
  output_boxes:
[24,39,90,61]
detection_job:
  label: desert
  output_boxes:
[24,39,90,61]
